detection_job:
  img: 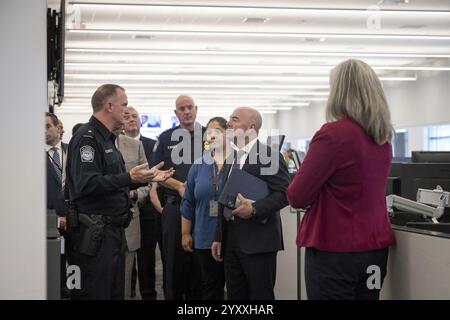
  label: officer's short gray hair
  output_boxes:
[91,84,125,113]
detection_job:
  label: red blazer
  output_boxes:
[287,117,394,252]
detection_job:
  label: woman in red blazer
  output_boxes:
[287,59,395,300]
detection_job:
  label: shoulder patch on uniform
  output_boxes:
[80,145,95,162]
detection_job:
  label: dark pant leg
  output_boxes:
[224,224,250,300]
[77,225,125,300]
[194,249,225,300]
[59,229,71,298]
[155,211,166,296]
[60,252,68,298]
[137,217,157,300]
[185,250,202,300]
[305,247,389,300]
[239,251,277,300]
[163,201,202,300]
[162,202,185,299]
[355,248,389,300]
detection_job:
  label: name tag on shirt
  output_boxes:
[209,200,218,217]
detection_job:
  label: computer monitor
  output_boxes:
[387,163,450,201]
[411,151,450,163]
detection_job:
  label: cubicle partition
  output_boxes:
[381,227,450,299]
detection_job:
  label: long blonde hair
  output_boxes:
[326,59,393,145]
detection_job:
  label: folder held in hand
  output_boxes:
[219,169,269,223]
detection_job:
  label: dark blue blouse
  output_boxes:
[180,151,223,249]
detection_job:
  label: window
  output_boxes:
[392,129,408,157]
[298,139,311,154]
[427,124,450,151]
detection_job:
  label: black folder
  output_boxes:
[219,169,269,222]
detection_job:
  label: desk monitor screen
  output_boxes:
[411,151,450,163]
[390,163,450,201]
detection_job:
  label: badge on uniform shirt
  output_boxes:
[80,145,95,162]
[168,145,178,150]
[105,148,113,154]
[209,200,218,217]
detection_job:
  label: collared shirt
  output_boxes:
[46,141,66,188]
[229,137,258,177]
[46,142,63,164]
[65,116,131,216]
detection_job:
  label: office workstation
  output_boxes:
[1,0,450,301]
[383,156,450,299]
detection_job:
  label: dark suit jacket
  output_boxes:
[139,135,158,219]
[140,135,156,165]
[215,140,291,255]
[46,143,68,216]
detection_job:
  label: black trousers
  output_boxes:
[224,223,277,300]
[305,247,389,300]
[136,214,164,300]
[194,249,225,300]
[162,201,202,300]
[75,224,125,300]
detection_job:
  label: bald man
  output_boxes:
[212,107,290,300]
[150,95,205,300]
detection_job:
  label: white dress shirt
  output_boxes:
[46,141,66,188]
[230,137,258,174]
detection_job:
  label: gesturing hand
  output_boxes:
[149,161,175,182]
[129,162,175,184]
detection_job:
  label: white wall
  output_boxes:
[275,71,450,141]
[276,102,327,141]
[0,0,47,299]
[385,71,450,129]
[406,126,425,155]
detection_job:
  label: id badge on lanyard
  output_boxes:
[209,162,219,217]
[209,200,218,217]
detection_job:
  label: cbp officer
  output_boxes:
[151,95,205,300]
[65,84,174,300]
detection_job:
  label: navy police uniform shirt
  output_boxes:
[65,116,131,216]
[151,122,206,198]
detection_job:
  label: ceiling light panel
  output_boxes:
[68,3,450,36]
[63,1,450,118]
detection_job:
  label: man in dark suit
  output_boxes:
[212,107,290,300]
[123,106,162,300]
[46,112,68,216]
[45,112,69,297]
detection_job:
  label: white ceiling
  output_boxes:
[51,0,450,116]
